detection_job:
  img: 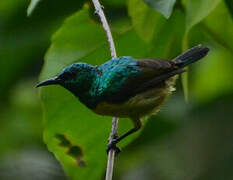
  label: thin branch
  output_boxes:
[106,117,119,180]
[92,0,117,59]
[91,1,118,180]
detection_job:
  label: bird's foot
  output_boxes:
[106,139,121,155]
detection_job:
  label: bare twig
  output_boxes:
[91,0,118,180]
[92,0,117,59]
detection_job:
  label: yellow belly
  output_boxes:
[93,77,177,118]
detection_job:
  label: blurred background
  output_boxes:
[0,0,232,180]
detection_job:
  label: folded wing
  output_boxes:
[103,58,184,104]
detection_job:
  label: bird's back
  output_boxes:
[91,46,209,117]
[91,56,178,117]
[93,56,141,100]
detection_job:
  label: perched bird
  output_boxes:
[37,45,209,153]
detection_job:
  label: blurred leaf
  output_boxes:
[0,0,24,20]
[202,1,233,52]
[189,2,233,103]
[182,1,233,103]
[0,0,86,98]
[182,0,221,102]
[128,0,166,42]
[143,0,176,18]
[186,0,221,32]
[148,9,185,58]
[0,79,42,156]
[40,7,149,180]
[27,0,41,16]
[110,17,132,34]
[0,27,54,97]
[192,47,233,103]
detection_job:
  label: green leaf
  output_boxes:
[40,7,149,180]
[0,0,56,97]
[148,9,185,58]
[202,1,233,52]
[0,79,42,156]
[186,0,221,32]
[182,0,221,101]
[143,0,176,18]
[190,2,233,103]
[128,0,166,42]
[27,0,41,16]
[192,47,233,103]
[0,0,86,97]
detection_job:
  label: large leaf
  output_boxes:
[182,0,221,101]
[186,0,221,32]
[143,0,176,18]
[148,9,185,59]
[202,1,233,52]
[192,47,233,103]
[128,0,166,42]
[40,7,149,180]
[190,2,233,103]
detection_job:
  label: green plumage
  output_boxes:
[37,45,209,151]
[57,56,141,109]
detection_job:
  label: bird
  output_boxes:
[36,45,209,153]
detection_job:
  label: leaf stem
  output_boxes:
[91,1,118,180]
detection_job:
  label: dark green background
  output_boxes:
[0,0,232,180]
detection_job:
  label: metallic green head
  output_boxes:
[36,63,97,96]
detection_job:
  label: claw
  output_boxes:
[106,139,121,155]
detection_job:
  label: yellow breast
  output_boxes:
[93,77,177,118]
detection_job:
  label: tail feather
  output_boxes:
[172,45,209,68]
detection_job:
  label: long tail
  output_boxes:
[172,45,209,68]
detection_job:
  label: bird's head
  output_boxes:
[36,63,96,96]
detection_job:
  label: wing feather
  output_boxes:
[104,58,183,104]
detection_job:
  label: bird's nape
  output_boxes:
[36,77,59,88]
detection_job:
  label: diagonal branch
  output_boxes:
[92,0,117,59]
[91,0,118,180]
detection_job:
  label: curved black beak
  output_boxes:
[36,77,59,88]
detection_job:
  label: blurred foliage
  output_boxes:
[143,0,176,18]
[0,0,233,180]
[185,0,222,32]
[0,0,85,98]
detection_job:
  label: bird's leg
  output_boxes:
[106,118,142,154]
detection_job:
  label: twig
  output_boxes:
[92,0,117,59]
[91,1,118,180]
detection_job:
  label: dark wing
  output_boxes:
[134,58,185,93]
[105,58,185,104]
